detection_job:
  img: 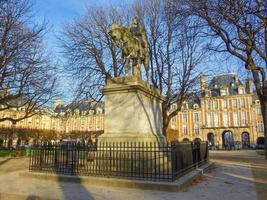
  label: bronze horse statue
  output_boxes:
[108,23,150,80]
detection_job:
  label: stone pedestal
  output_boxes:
[98,76,166,146]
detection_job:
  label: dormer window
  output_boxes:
[97,108,102,114]
[231,83,235,87]
[214,84,218,88]
[193,104,199,109]
[171,104,177,110]
[238,87,244,94]
[221,89,227,96]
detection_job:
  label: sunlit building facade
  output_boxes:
[0,100,104,147]
[0,74,265,148]
[168,74,265,148]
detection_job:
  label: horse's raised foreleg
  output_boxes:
[125,56,131,76]
[145,57,149,81]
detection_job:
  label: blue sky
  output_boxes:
[34,0,134,53]
[33,0,134,102]
[32,0,246,102]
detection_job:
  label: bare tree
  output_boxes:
[61,1,207,137]
[0,0,56,124]
[135,0,208,136]
[60,6,132,102]
[178,0,267,157]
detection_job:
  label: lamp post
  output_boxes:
[10,121,16,157]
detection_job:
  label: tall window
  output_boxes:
[214,112,219,127]
[214,100,218,109]
[257,107,262,115]
[183,125,188,135]
[257,121,264,132]
[223,99,227,109]
[194,125,199,135]
[171,116,177,129]
[96,117,101,130]
[223,112,228,126]
[182,113,187,124]
[207,113,212,127]
[241,111,246,125]
[241,98,246,108]
[194,113,199,122]
[232,99,237,108]
[207,100,211,109]
[233,112,238,126]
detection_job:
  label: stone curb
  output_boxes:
[0,157,28,165]
[0,158,12,165]
[20,162,214,192]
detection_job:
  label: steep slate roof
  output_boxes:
[54,101,104,116]
[187,93,201,108]
[207,74,244,96]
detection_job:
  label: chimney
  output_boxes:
[53,98,62,109]
[89,100,98,109]
[246,79,253,94]
[0,85,8,97]
[200,74,206,92]
[234,76,239,83]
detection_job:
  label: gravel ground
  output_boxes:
[0,150,266,200]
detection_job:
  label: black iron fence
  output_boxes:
[29,141,208,182]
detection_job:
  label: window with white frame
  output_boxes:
[233,112,238,126]
[182,113,187,124]
[241,98,246,108]
[257,121,264,132]
[223,112,228,126]
[221,89,227,96]
[214,100,218,109]
[207,113,212,127]
[171,116,177,129]
[223,99,227,109]
[194,113,199,122]
[207,100,211,109]
[96,117,101,130]
[241,111,246,125]
[194,124,199,135]
[238,87,244,94]
[183,125,188,135]
[171,104,177,110]
[257,107,262,115]
[232,99,237,108]
[214,112,219,127]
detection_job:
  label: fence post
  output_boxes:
[109,142,112,175]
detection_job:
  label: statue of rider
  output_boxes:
[130,17,149,69]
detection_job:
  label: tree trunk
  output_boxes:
[162,106,169,138]
[261,100,267,159]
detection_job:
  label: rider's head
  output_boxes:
[131,17,139,27]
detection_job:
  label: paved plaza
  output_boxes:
[0,150,266,200]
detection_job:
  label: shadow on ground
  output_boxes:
[210,150,267,200]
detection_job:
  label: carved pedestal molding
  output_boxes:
[98,76,166,146]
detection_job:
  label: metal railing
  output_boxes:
[29,141,208,182]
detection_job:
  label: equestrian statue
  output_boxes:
[108,17,150,80]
